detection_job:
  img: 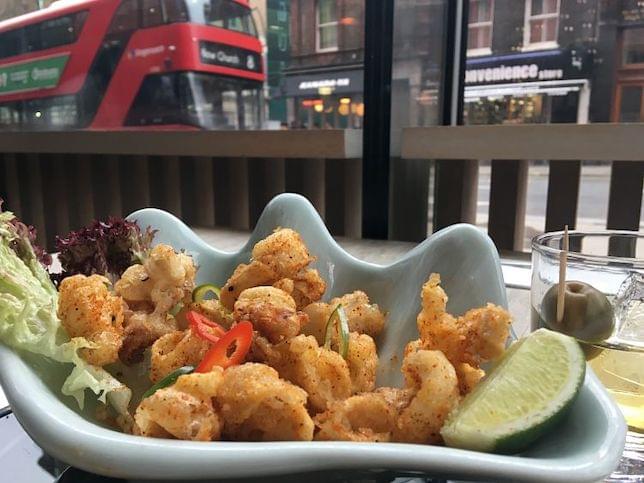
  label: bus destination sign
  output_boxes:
[199,41,262,73]
[0,54,69,96]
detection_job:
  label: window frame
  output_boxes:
[522,0,560,51]
[467,0,494,57]
[315,0,339,53]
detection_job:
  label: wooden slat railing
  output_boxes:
[0,130,363,250]
[402,124,644,253]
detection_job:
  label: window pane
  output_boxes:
[544,17,557,41]
[530,19,543,42]
[619,86,642,122]
[164,0,189,23]
[141,0,163,28]
[318,24,338,50]
[464,0,644,249]
[543,0,558,14]
[472,0,492,23]
[317,0,337,24]
[623,28,644,64]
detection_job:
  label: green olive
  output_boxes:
[541,281,615,343]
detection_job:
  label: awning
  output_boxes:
[464,79,588,101]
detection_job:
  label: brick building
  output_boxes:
[463,0,601,124]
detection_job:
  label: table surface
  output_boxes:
[0,229,637,482]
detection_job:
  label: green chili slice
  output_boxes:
[142,365,194,399]
[323,304,350,359]
[192,284,221,303]
[169,303,183,316]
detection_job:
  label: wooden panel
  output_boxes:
[325,158,362,238]
[193,157,215,227]
[488,160,529,252]
[545,160,581,232]
[389,157,430,241]
[119,156,150,217]
[213,157,249,230]
[71,155,96,229]
[432,159,478,231]
[179,157,198,226]
[161,156,181,218]
[40,154,70,251]
[607,161,644,257]
[92,155,122,220]
[284,158,325,217]
[248,158,286,227]
[16,154,47,246]
[0,130,363,159]
[1,153,21,218]
[402,124,644,161]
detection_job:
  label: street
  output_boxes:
[473,164,642,250]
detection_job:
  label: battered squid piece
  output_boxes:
[314,392,399,442]
[220,261,276,311]
[345,332,378,394]
[233,286,308,344]
[220,229,326,311]
[290,268,327,310]
[303,291,386,345]
[251,228,313,276]
[57,274,124,366]
[263,334,352,414]
[217,363,314,441]
[149,329,210,383]
[134,369,224,441]
[393,349,460,444]
[115,244,196,364]
[175,299,234,331]
[413,273,511,394]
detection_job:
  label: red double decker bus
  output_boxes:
[0,0,265,130]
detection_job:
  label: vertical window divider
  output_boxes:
[361,0,394,239]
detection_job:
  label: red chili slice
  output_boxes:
[195,321,253,372]
[187,310,226,344]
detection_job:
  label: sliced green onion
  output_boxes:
[192,284,221,303]
[142,365,194,399]
[324,304,350,359]
[169,303,183,316]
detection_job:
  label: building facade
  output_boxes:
[464,0,601,124]
[282,0,365,129]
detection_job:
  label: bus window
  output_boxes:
[200,0,257,36]
[142,0,164,28]
[0,12,87,60]
[0,104,21,129]
[125,72,262,129]
[110,0,140,35]
[163,0,189,23]
[40,13,87,50]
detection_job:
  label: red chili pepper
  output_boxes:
[187,310,226,344]
[195,321,253,372]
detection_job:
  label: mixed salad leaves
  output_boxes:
[0,206,132,419]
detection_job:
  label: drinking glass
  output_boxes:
[531,231,643,471]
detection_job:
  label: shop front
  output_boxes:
[464,49,592,124]
[283,68,364,129]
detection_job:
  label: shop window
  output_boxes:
[622,28,644,65]
[467,0,493,56]
[316,0,339,52]
[524,0,559,49]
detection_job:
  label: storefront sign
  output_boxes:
[0,54,69,96]
[284,69,364,95]
[465,49,590,86]
[199,41,262,73]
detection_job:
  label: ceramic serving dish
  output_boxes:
[0,193,626,481]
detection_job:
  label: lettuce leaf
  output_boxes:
[0,211,131,416]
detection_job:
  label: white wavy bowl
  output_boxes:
[0,193,626,481]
